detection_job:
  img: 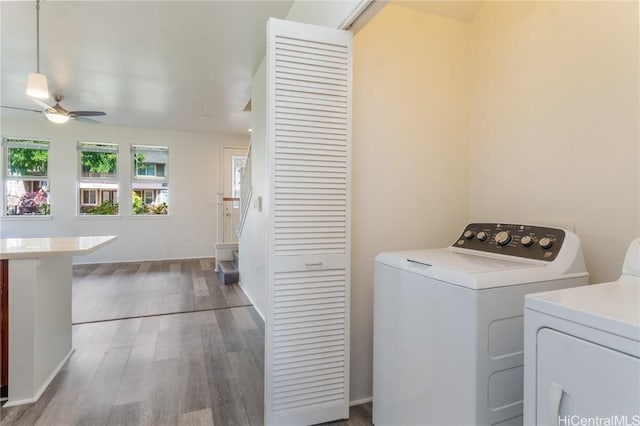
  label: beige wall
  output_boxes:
[350,0,638,402]
[351,4,470,402]
[249,0,639,405]
[468,1,639,283]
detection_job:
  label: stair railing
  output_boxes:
[237,143,252,237]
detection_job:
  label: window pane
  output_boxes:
[6,146,49,177]
[231,155,247,208]
[80,151,117,178]
[133,146,168,180]
[79,183,119,215]
[143,190,154,205]
[132,187,168,215]
[5,180,49,215]
[82,190,97,205]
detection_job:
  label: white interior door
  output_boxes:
[265,17,352,426]
[222,147,247,243]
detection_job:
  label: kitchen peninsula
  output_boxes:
[0,236,116,406]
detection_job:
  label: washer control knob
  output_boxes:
[539,237,553,249]
[521,235,534,247]
[477,231,488,241]
[463,230,475,239]
[495,231,512,246]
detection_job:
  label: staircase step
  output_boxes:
[218,260,239,285]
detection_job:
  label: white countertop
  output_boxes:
[0,236,117,259]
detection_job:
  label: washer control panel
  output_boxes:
[452,223,566,261]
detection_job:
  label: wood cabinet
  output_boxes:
[1,259,8,399]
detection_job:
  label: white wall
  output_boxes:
[239,58,267,319]
[351,3,470,403]
[0,118,248,264]
[468,1,639,284]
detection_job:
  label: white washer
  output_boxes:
[523,238,640,426]
[373,223,589,426]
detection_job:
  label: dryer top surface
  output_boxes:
[525,277,640,341]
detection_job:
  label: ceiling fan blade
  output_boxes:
[72,116,101,124]
[70,111,106,117]
[31,98,52,110]
[1,105,42,114]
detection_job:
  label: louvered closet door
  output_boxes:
[265,18,352,426]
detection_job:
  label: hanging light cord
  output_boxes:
[35,0,41,73]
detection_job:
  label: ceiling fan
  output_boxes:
[1,95,107,124]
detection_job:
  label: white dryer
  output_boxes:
[373,223,589,426]
[523,238,640,426]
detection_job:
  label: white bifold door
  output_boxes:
[265,18,352,426]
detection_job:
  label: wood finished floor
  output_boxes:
[1,258,373,426]
[72,259,250,324]
[1,306,265,426]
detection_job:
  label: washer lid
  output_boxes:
[374,248,553,289]
[403,249,532,273]
[525,276,640,341]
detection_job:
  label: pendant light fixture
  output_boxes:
[44,111,69,124]
[26,0,49,99]
[44,95,70,124]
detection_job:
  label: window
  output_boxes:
[143,190,154,205]
[81,189,98,206]
[231,154,247,208]
[78,142,119,215]
[2,138,50,216]
[132,145,168,215]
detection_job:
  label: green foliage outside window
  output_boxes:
[132,191,149,214]
[81,151,117,176]
[134,153,146,171]
[86,200,119,215]
[132,191,168,215]
[8,148,48,176]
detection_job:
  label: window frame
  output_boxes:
[77,141,119,216]
[131,145,169,215]
[81,189,98,206]
[143,190,154,205]
[2,137,51,217]
[231,154,247,209]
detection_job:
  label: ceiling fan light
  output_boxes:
[45,112,69,124]
[26,72,49,99]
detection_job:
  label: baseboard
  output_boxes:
[3,348,74,408]
[237,281,265,322]
[73,256,215,266]
[349,396,372,407]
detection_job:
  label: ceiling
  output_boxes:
[0,0,294,136]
